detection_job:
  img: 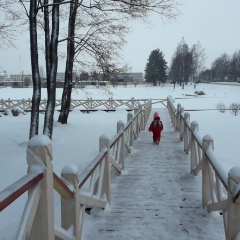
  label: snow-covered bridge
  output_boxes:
[0,97,239,240]
[83,108,225,240]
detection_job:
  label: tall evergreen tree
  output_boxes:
[145,49,167,86]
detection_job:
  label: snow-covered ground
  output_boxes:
[0,83,239,239]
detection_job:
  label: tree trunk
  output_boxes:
[43,0,60,139]
[29,0,41,140]
[58,1,78,124]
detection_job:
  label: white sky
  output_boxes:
[0,83,239,238]
[1,0,240,75]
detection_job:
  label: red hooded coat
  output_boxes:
[148,114,163,142]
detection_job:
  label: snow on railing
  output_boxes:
[167,95,240,240]
[0,99,152,240]
[0,97,160,112]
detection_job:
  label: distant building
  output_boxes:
[116,72,144,82]
[3,74,33,87]
[0,71,8,83]
[51,72,77,88]
[56,72,77,82]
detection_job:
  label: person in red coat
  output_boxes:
[148,112,163,144]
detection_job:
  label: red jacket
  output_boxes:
[149,116,163,134]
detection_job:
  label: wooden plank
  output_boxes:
[16,184,41,240]
[53,172,74,199]
[79,193,106,208]
[0,172,43,212]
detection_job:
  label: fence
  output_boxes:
[167,95,240,240]
[0,100,152,239]
[0,98,165,112]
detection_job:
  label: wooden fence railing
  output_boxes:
[167,95,240,240]
[0,100,152,240]
[0,98,165,111]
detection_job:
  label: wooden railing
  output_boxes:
[0,98,164,111]
[167,95,240,240]
[0,100,152,240]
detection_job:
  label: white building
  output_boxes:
[116,72,144,82]
[0,71,8,82]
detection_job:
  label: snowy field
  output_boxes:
[0,82,239,238]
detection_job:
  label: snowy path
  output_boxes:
[83,108,225,240]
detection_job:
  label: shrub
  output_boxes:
[4,109,11,116]
[194,90,205,95]
[11,106,26,116]
[216,103,226,113]
[229,103,240,116]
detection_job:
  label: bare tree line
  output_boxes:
[169,37,240,88]
[0,0,180,139]
[169,37,206,89]
[199,51,240,83]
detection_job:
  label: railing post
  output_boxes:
[27,135,54,240]
[28,97,31,109]
[190,121,199,172]
[138,105,143,131]
[43,98,47,110]
[202,134,214,208]
[22,98,25,110]
[179,107,184,140]
[99,134,111,204]
[226,166,240,240]
[61,164,81,239]
[131,97,134,110]
[142,109,146,130]
[176,103,181,131]
[149,99,152,114]
[108,97,113,109]
[133,107,139,138]
[127,112,134,147]
[183,112,190,153]
[8,97,10,108]
[172,106,176,129]
[117,120,125,170]
[87,97,92,109]
[167,96,172,123]
[134,107,138,115]
[0,98,3,110]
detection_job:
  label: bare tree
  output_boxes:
[42,0,60,139]
[169,38,193,89]
[216,102,226,113]
[0,1,26,48]
[18,0,60,139]
[24,76,31,87]
[12,0,180,138]
[229,51,240,82]
[28,0,42,139]
[58,0,180,124]
[191,41,206,82]
[211,53,230,82]
[229,103,240,116]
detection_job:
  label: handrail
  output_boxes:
[53,172,74,198]
[167,95,240,240]
[0,170,74,212]
[78,149,108,189]
[0,98,164,111]
[0,172,43,212]
[205,147,228,190]
[0,99,152,239]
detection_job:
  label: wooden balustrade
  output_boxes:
[0,97,161,112]
[167,95,240,240]
[0,99,151,240]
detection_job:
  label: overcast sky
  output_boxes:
[0,0,240,75]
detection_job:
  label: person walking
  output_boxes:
[148,112,163,145]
